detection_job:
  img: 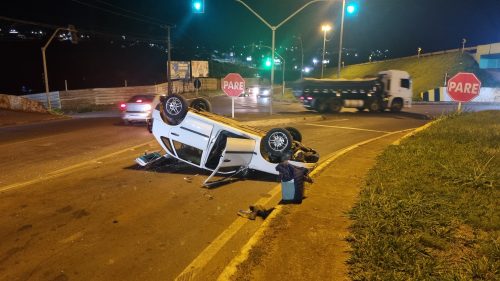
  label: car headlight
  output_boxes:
[262,90,270,95]
[252,87,259,94]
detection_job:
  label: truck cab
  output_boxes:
[378,70,413,111]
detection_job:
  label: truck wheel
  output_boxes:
[264,128,293,158]
[315,99,329,113]
[368,99,382,112]
[390,98,403,112]
[190,98,212,112]
[285,127,302,142]
[162,94,188,125]
[328,99,343,113]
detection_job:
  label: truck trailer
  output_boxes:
[291,70,413,113]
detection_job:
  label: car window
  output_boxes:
[400,79,411,89]
[128,95,154,103]
[172,140,203,165]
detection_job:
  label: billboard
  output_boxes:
[191,61,209,78]
[169,61,191,80]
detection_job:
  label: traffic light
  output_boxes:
[263,57,272,68]
[192,0,205,13]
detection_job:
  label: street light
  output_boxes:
[321,24,331,78]
[236,0,332,115]
[41,25,78,110]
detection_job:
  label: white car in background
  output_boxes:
[140,94,319,186]
[120,94,162,125]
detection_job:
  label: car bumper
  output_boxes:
[122,112,151,121]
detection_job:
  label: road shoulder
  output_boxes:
[224,131,408,280]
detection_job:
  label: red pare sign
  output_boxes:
[222,73,245,97]
[447,72,481,102]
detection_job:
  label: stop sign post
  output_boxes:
[222,73,245,118]
[447,72,481,111]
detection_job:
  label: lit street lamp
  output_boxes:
[236,0,332,115]
[321,24,331,78]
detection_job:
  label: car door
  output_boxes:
[169,115,214,167]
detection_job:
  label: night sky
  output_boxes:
[4,0,500,57]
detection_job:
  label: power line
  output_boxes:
[70,0,169,27]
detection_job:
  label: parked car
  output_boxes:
[141,94,319,186]
[120,94,162,125]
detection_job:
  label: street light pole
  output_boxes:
[337,0,346,78]
[41,25,77,110]
[321,24,331,78]
[236,0,331,114]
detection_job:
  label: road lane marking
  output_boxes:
[0,140,156,193]
[305,123,391,133]
[174,127,418,281]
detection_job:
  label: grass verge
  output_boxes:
[348,111,499,280]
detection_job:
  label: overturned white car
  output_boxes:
[140,94,319,186]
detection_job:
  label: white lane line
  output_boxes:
[305,123,391,133]
[175,127,418,281]
[0,140,156,193]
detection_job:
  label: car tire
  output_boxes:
[162,94,188,125]
[315,99,329,113]
[190,98,212,112]
[368,99,382,112]
[263,128,293,159]
[284,127,302,142]
[390,98,403,112]
[328,99,343,113]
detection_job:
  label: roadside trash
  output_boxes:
[183,177,193,183]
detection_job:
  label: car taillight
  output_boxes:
[120,103,126,110]
[299,96,304,100]
[306,96,313,100]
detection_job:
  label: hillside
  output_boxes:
[322,51,496,99]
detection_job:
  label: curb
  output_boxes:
[216,124,432,281]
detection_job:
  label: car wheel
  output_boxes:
[368,99,382,112]
[284,127,302,142]
[162,94,188,125]
[314,99,329,113]
[190,98,212,112]
[328,99,343,113]
[264,128,293,158]
[390,98,403,112]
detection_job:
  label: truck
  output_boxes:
[291,70,413,113]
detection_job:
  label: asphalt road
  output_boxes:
[0,96,460,281]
